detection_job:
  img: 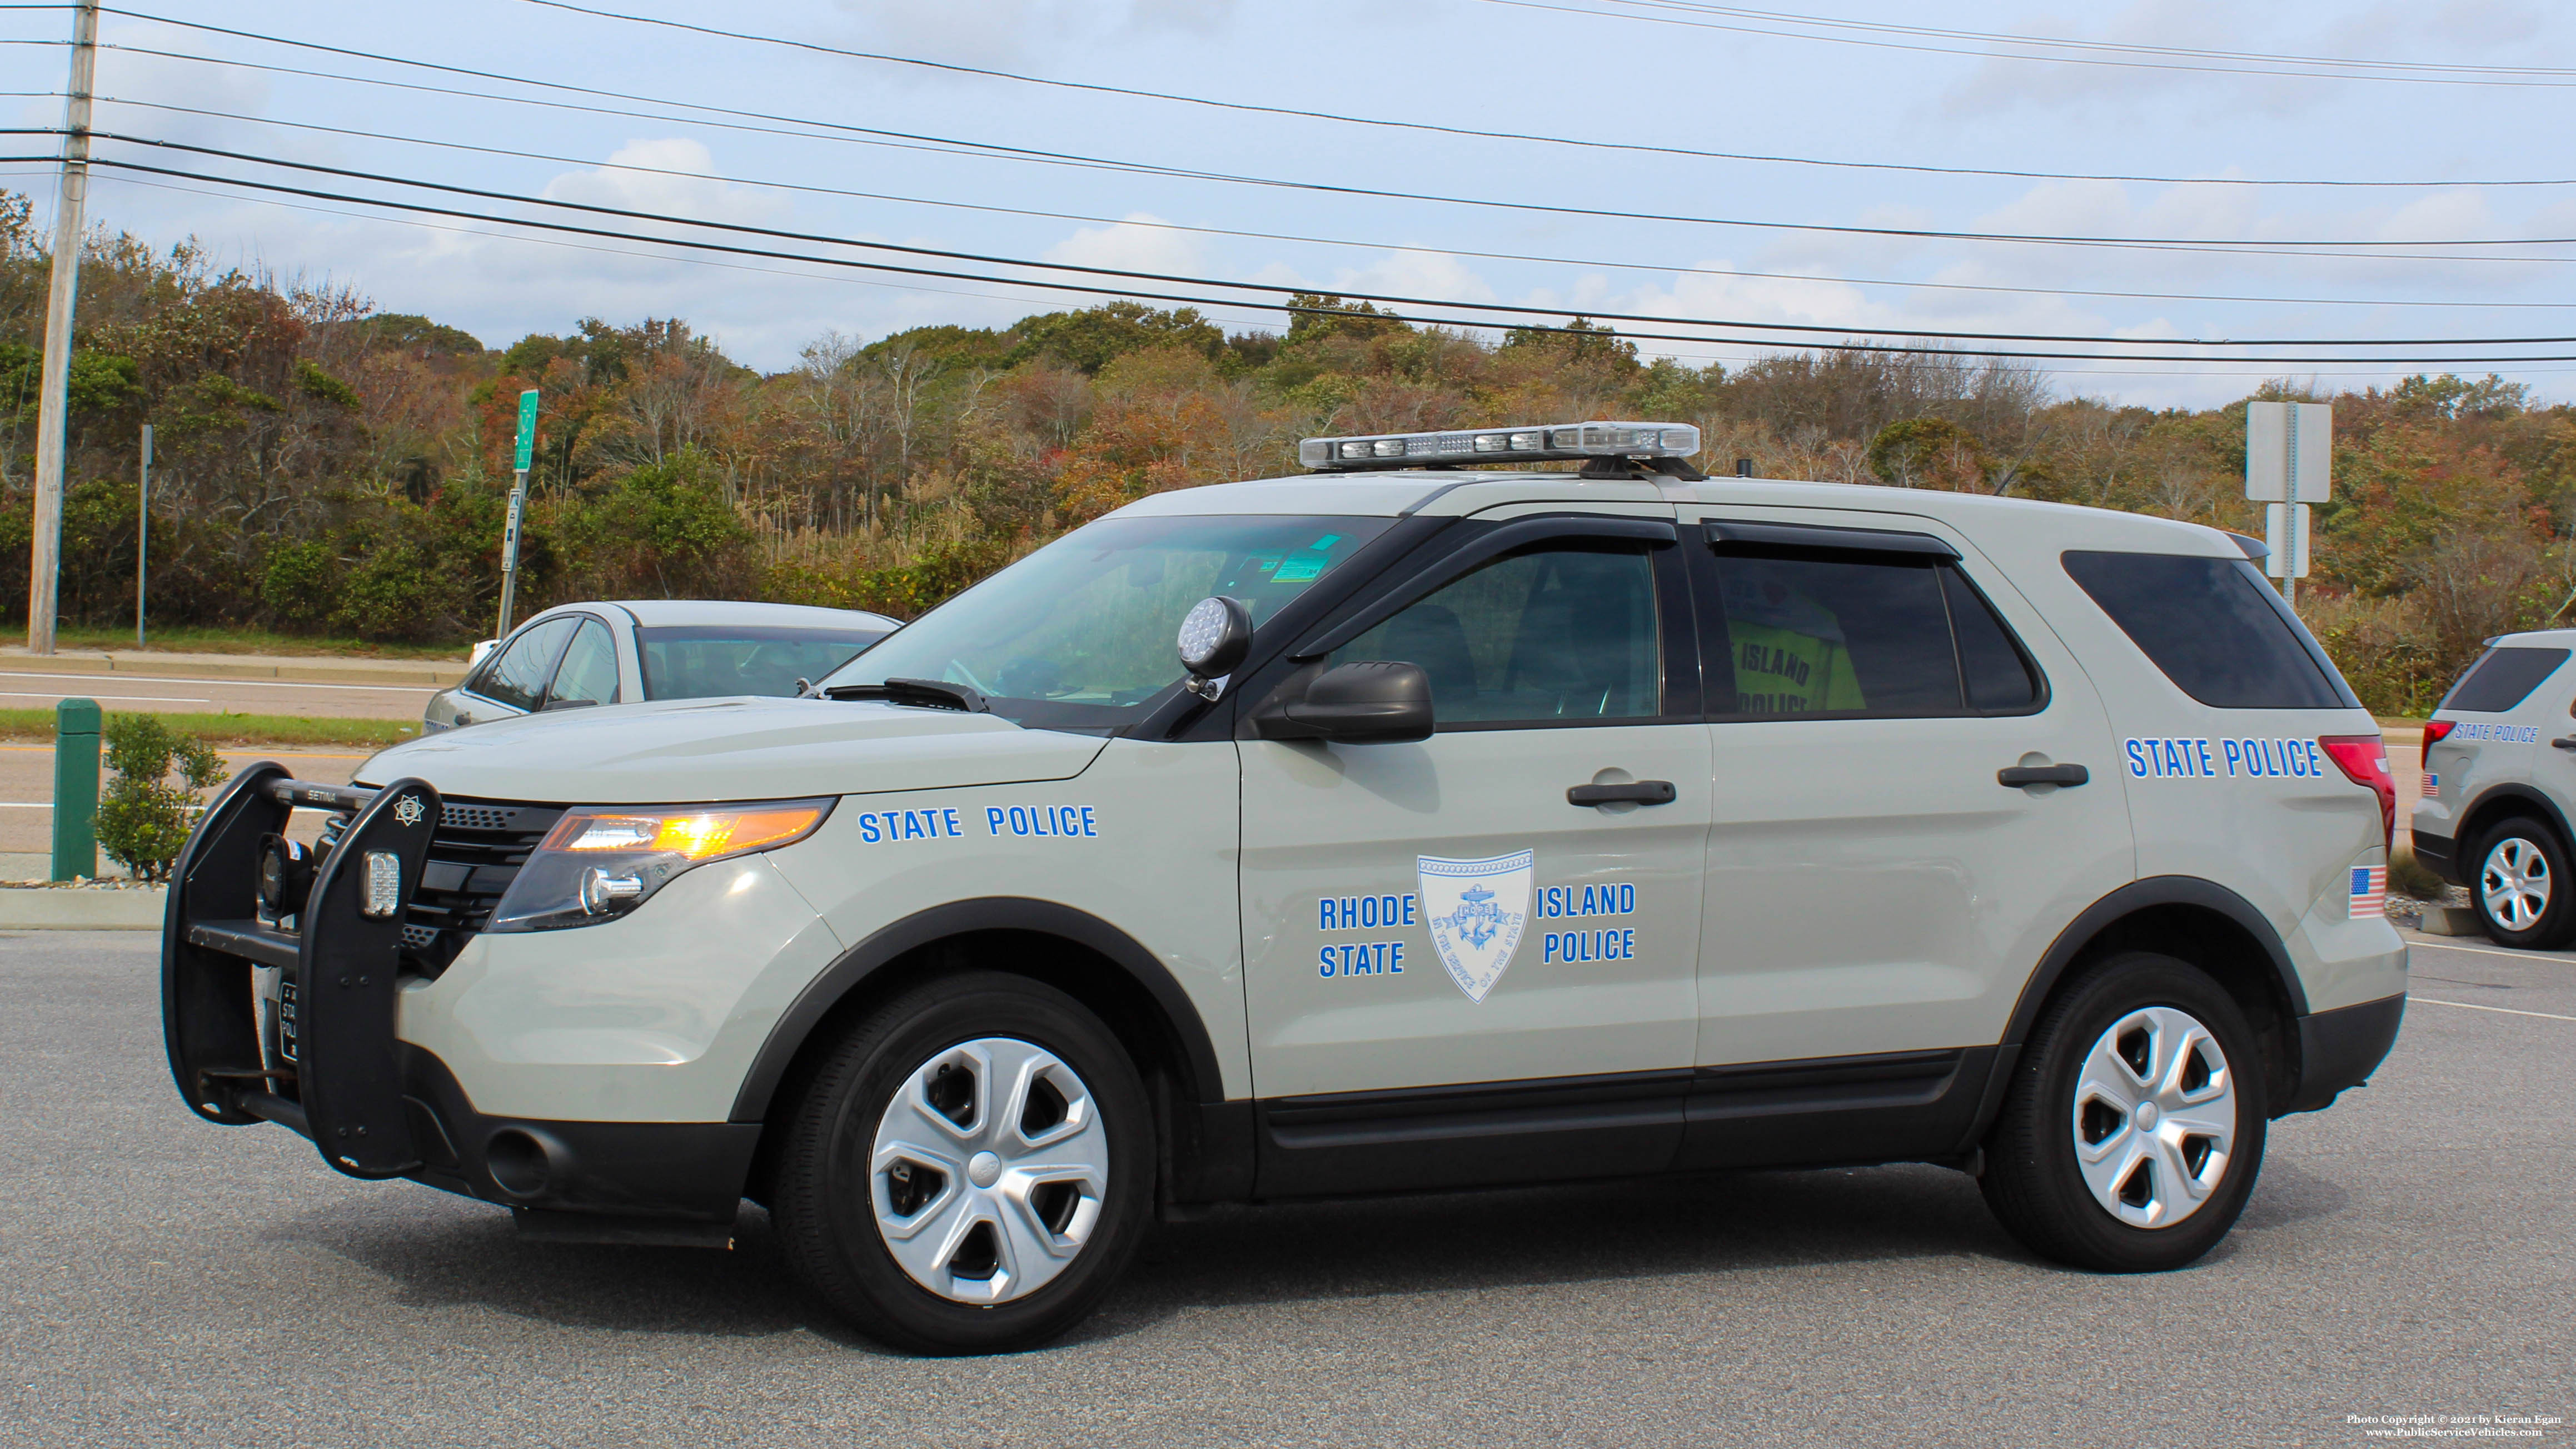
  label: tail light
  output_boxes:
[2421,720,2455,746]
[2318,734,2395,849]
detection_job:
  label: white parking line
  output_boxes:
[0,691,210,704]
[2405,937,2574,965]
[0,670,440,695]
[2410,995,2576,1023]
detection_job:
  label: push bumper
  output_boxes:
[2281,993,2406,1114]
[161,766,753,1245]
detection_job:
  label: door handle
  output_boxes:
[1567,780,1677,806]
[2552,736,2576,751]
[1998,763,2089,788]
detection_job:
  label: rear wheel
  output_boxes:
[769,972,1153,1354]
[2472,818,2576,949]
[1980,952,2266,1272]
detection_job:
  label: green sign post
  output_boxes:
[51,696,98,880]
[497,388,539,636]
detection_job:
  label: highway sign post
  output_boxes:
[496,388,538,637]
[2246,401,2330,610]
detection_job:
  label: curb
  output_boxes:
[0,887,167,930]
[0,651,469,688]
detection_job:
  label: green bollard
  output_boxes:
[52,698,101,882]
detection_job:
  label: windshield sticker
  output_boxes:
[1419,851,1534,1004]
[986,804,1098,839]
[2440,722,2539,742]
[857,807,965,843]
[2124,736,2326,780]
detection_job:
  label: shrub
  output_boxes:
[94,714,227,881]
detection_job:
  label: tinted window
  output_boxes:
[471,617,575,713]
[2062,551,2350,710]
[1706,552,1959,718]
[2440,647,2570,714]
[548,617,620,706]
[1332,545,1661,725]
[1945,569,2041,713]
[641,626,890,701]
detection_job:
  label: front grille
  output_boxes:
[402,798,565,975]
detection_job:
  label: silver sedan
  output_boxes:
[423,600,900,733]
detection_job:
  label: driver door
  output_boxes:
[1238,511,1711,1196]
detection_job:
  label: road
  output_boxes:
[0,668,437,720]
[0,933,2566,1447]
[0,747,363,860]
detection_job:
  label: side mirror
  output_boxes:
[1257,661,1434,745]
[1175,596,1253,701]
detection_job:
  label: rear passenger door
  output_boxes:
[1684,513,2134,1068]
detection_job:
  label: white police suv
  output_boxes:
[162,421,2406,1355]
[2411,630,2576,946]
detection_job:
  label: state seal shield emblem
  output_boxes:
[392,794,426,828]
[1418,850,1533,1003]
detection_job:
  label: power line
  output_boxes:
[97,94,2576,317]
[1481,0,2576,88]
[78,168,2576,383]
[87,132,2576,351]
[84,14,2576,256]
[506,0,2575,190]
[80,152,2576,365]
[1598,0,2576,78]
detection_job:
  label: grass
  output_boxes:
[0,709,417,750]
[37,624,471,661]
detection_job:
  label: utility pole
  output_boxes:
[26,0,99,656]
[134,422,150,646]
[495,387,538,637]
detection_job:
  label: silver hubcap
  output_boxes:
[2481,837,2553,931]
[2070,1006,2238,1229]
[869,1037,1109,1304]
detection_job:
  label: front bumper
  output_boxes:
[161,766,760,1243]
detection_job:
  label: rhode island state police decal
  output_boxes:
[1417,850,1533,1003]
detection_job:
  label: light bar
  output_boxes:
[1298,421,1702,472]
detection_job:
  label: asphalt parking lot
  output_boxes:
[2,932,2567,1448]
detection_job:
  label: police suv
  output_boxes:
[162,422,2407,1355]
[2410,630,2576,947]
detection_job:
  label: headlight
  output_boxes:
[484,798,834,932]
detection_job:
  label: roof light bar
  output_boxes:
[1298,421,1702,472]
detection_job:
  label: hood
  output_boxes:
[353,695,1109,804]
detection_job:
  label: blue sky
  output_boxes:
[4,0,2573,406]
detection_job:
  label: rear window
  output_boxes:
[2439,647,2570,715]
[2062,551,2354,710]
[639,625,889,700]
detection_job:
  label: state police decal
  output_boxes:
[1417,850,1533,1004]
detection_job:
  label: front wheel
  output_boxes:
[2472,818,2576,949]
[769,972,1154,1354]
[1980,952,2266,1273]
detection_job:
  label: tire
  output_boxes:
[2470,817,2576,949]
[1980,952,2267,1273]
[769,971,1154,1355]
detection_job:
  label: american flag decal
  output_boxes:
[2349,865,2387,920]
[2421,772,2439,798]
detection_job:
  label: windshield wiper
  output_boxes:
[820,676,991,713]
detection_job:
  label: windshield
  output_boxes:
[820,514,1391,729]
[640,625,890,700]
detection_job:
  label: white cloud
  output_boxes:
[1042,212,1207,276]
